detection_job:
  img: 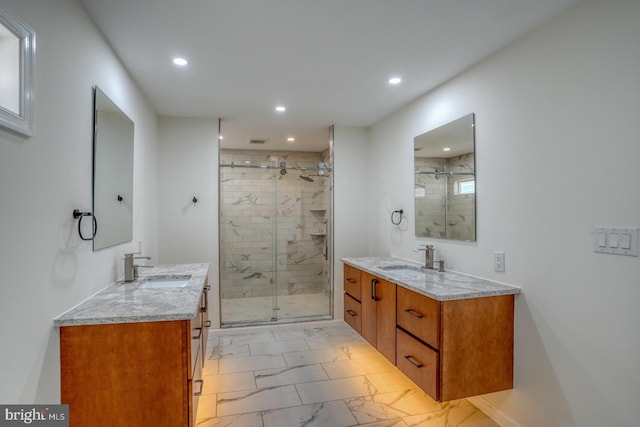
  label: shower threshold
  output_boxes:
[220,314,333,329]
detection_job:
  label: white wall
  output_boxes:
[0,0,158,403]
[157,117,219,325]
[333,126,370,317]
[366,0,640,426]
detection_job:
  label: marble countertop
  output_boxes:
[54,263,209,327]
[342,257,520,301]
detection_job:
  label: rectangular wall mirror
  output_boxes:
[92,86,134,250]
[0,1,35,136]
[414,113,476,241]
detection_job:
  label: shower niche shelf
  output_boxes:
[310,233,326,237]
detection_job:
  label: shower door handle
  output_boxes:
[371,279,379,301]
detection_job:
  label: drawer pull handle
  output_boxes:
[192,327,202,340]
[346,278,356,283]
[194,379,204,396]
[371,279,379,301]
[404,309,424,319]
[346,309,357,317]
[205,284,211,291]
[404,355,423,368]
[204,320,212,327]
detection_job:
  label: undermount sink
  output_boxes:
[377,265,427,279]
[138,275,191,289]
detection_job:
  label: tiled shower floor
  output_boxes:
[221,293,331,324]
[196,321,499,427]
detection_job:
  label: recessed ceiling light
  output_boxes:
[287,137,295,142]
[173,57,188,66]
[275,105,286,112]
[443,147,451,152]
[218,135,223,140]
[388,76,402,85]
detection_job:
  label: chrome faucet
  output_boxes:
[414,244,445,272]
[123,252,152,282]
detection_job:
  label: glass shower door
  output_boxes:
[273,166,332,322]
[219,164,277,324]
[219,150,333,327]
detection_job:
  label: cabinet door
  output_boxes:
[201,280,211,362]
[361,272,396,363]
[361,272,378,347]
[375,278,396,364]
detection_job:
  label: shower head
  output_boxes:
[300,175,314,182]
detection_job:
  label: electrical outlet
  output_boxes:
[494,252,505,272]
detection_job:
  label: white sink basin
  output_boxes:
[138,275,191,289]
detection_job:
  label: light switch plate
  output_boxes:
[593,227,639,256]
[494,251,505,272]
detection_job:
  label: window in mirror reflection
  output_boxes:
[414,113,476,241]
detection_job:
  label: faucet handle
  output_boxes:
[123,253,151,261]
[413,244,434,252]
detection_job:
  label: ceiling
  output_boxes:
[79,0,579,151]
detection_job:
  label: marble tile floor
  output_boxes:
[196,320,499,427]
[221,293,331,324]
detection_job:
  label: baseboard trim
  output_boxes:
[467,396,523,427]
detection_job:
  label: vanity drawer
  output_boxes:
[397,286,440,349]
[344,293,362,333]
[344,264,362,301]
[396,328,439,401]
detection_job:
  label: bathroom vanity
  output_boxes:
[54,264,210,427]
[342,257,520,402]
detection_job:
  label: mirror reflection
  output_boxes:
[92,87,134,250]
[414,113,476,241]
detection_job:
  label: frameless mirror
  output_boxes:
[414,113,476,241]
[92,87,134,250]
[0,1,35,136]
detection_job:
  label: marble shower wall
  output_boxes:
[220,149,331,300]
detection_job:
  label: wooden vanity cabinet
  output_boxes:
[60,284,210,427]
[361,272,396,364]
[343,263,515,402]
[396,286,514,401]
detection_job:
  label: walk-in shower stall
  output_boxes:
[219,149,333,326]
